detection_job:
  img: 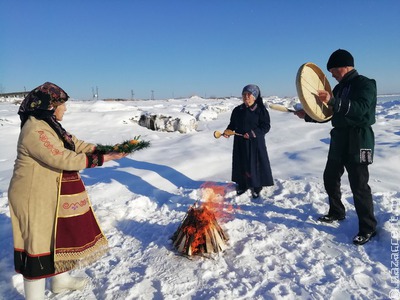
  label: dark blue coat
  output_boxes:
[226,100,274,188]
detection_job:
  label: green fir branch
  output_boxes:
[96,136,150,154]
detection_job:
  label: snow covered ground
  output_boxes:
[0,94,399,299]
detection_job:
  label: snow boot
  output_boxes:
[51,272,89,294]
[353,231,377,245]
[23,278,46,300]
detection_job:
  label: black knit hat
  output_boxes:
[327,49,354,70]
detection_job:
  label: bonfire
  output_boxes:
[171,184,232,257]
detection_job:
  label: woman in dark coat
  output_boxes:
[223,84,274,198]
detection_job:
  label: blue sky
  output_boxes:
[1,1,399,100]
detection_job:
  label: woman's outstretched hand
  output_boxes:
[103,152,128,162]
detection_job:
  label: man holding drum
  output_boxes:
[295,49,377,245]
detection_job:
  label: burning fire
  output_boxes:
[171,182,235,256]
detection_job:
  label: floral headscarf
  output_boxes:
[18,82,69,126]
[18,82,75,151]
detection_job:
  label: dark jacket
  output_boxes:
[227,99,274,188]
[308,69,377,164]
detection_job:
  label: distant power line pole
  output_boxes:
[131,90,134,100]
[92,86,98,100]
[151,90,154,100]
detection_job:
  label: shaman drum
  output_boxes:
[296,62,333,122]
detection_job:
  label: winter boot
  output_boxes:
[23,278,46,300]
[51,272,89,294]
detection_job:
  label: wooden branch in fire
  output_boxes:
[171,203,229,256]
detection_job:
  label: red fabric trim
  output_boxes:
[62,171,79,181]
[16,272,55,280]
[56,209,102,249]
[13,249,52,257]
[60,173,85,194]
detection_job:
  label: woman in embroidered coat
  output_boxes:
[223,84,274,198]
[8,82,126,299]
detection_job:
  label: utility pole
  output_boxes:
[131,90,134,100]
[92,86,99,100]
[151,90,154,100]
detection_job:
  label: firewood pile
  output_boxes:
[171,201,229,256]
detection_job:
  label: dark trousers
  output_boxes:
[323,159,377,234]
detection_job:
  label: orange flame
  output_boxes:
[183,182,237,254]
[199,182,238,223]
[187,206,217,254]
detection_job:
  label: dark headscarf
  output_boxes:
[18,82,75,151]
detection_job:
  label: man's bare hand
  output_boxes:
[318,90,331,104]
